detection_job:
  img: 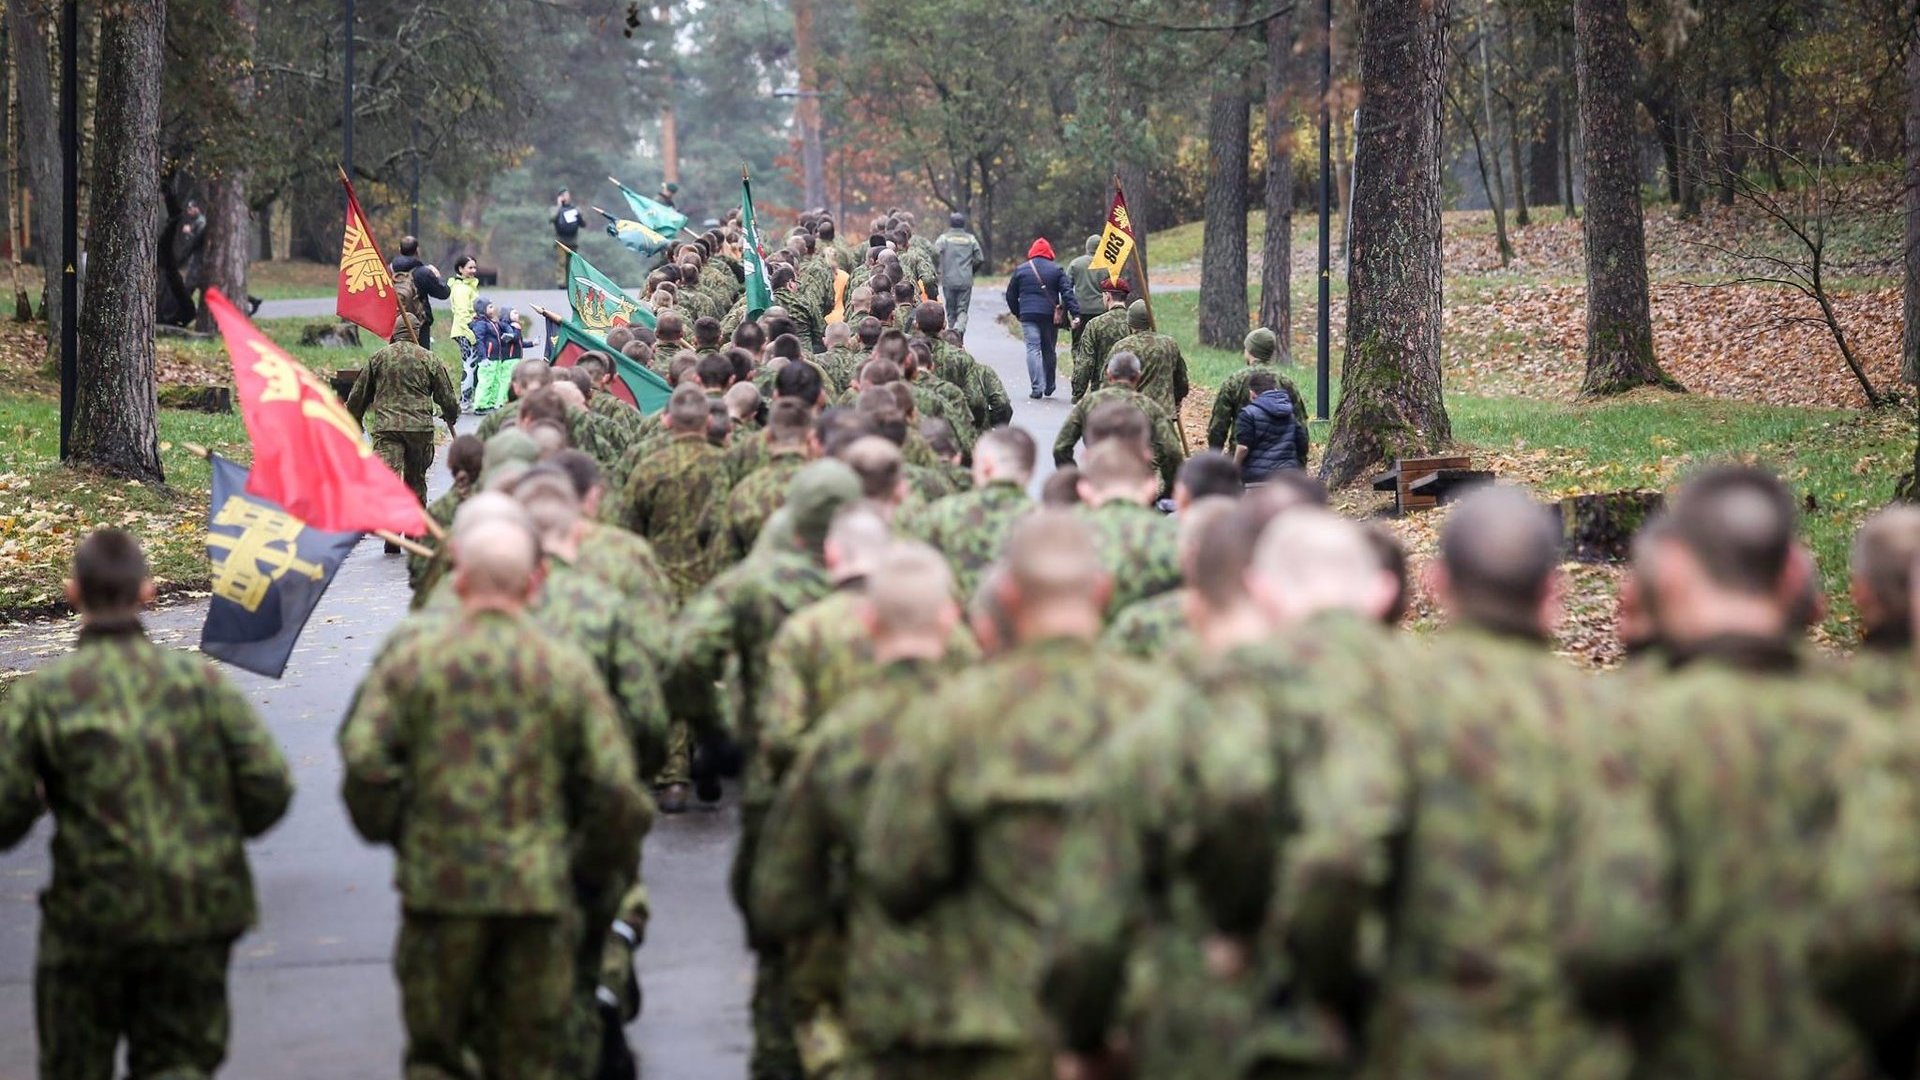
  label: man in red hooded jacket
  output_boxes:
[1003,237,1081,399]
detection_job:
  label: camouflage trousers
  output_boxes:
[375,431,436,507]
[35,928,235,1080]
[656,719,691,787]
[562,866,650,1080]
[752,949,802,1080]
[396,911,577,1080]
[866,1048,1051,1080]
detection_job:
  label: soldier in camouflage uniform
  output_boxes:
[1055,352,1186,497]
[1107,300,1188,414]
[1069,280,1133,403]
[615,386,733,603]
[538,449,676,630]
[575,352,646,438]
[911,302,1012,431]
[902,341,976,453]
[667,461,862,1080]
[1568,468,1879,1079]
[1101,496,1239,662]
[1828,506,1920,712]
[0,530,294,1080]
[856,511,1173,1080]
[773,262,826,353]
[346,316,460,510]
[1073,441,1180,620]
[1209,328,1308,454]
[409,433,483,595]
[750,542,971,1080]
[721,400,818,562]
[340,514,650,1080]
[896,428,1036,600]
[475,357,558,441]
[1047,498,1359,1080]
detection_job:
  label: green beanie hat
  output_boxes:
[786,460,862,554]
[1243,327,1277,363]
[1126,300,1152,331]
[479,428,540,488]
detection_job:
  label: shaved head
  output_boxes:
[514,471,582,548]
[1002,510,1106,609]
[1851,506,1920,638]
[452,518,541,602]
[550,381,586,409]
[866,541,956,637]
[1437,484,1562,633]
[824,504,894,582]
[974,427,1036,485]
[1190,494,1294,608]
[1079,439,1156,503]
[1251,508,1392,626]
[1177,497,1238,585]
[1665,465,1798,596]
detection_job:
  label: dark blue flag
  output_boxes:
[200,454,361,678]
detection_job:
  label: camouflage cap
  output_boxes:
[1244,327,1278,362]
[1126,299,1152,330]
[480,428,540,487]
[785,459,862,553]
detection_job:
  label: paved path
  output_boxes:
[0,290,1060,1079]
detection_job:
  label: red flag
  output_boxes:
[336,171,399,337]
[206,288,428,536]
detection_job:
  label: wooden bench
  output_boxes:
[1370,454,1473,514]
[1408,469,1496,506]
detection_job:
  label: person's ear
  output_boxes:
[63,579,80,612]
[856,598,882,639]
[1076,478,1095,504]
[1537,567,1568,636]
[138,578,157,608]
[1090,571,1113,612]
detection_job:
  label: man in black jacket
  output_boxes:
[553,189,584,286]
[389,236,451,348]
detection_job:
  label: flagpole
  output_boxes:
[182,443,436,556]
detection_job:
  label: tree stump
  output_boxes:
[157,385,232,413]
[331,370,361,400]
[300,321,362,348]
[1558,490,1664,563]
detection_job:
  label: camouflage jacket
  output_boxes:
[750,659,953,1018]
[821,347,867,395]
[339,609,650,915]
[1077,500,1180,620]
[1109,330,1189,413]
[775,287,826,353]
[567,407,632,471]
[1208,365,1309,451]
[895,480,1032,600]
[1071,307,1131,403]
[665,551,832,761]
[589,391,646,438]
[1287,626,1699,1080]
[616,432,731,603]
[911,375,977,451]
[759,586,979,798]
[720,450,810,564]
[575,521,675,624]
[532,558,671,777]
[1568,637,1875,1080]
[409,480,472,596]
[0,621,293,944]
[1054,385,1185,497]
[347,339,459,433]
[1100,590,1193,663]
[475,399,521,441]
[855,636,1171,1052]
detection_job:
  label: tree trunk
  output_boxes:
[70,0,165,483]
[1198,1,1253,349]
[1573,0,1680,396]
[1320,0,1453,489]
[1475,11,1512,263]
[5,0,59,360]
[1562,37,1578,218]
[1500,5,1529,227]
[4,19,29,320]
[1646,89,1683,203]
[1905,17,1918,496]
[194,0,256,332]
[1258,5,1295,359]
[1333,105,1352,269]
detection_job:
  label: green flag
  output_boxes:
[610,176,690,236]
[567,248,656,332]
[546,316,672,414]
[740,173,773,321]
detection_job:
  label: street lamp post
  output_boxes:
[1315,0,1331,422]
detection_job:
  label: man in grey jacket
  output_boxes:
[933,213,986,339]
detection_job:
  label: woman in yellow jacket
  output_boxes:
[447,256,482,410]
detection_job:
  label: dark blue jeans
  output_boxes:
[1021,318,1059,396]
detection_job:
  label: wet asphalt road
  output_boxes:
[0,285,1058,1079]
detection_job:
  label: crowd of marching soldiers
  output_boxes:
[3,205,1919,1080]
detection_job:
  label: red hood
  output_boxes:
[1027,238,1055,260]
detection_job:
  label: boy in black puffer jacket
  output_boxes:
[1234,370,1308,483]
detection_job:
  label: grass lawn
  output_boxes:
[1149,275,1915,647]
[0,314,464,621]
[247,260,341,301]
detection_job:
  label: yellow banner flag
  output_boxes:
[1087,185,1137,276]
